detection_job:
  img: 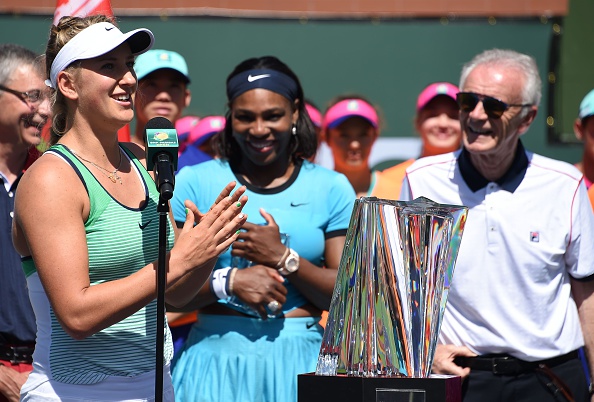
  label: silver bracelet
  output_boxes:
[275,247,290,269]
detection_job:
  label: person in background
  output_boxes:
[177,115,225,170]
[11,15,247,401]
[170,55,355,402]
[372,82,461,200]
[574,89,594,209]
[133,49,195,355]
[175,115,200,156]
[132,49,191,147]
[168,114,200,356]
[171,115,227,354]
[305,101,322,138]
[304,100,328,165]
[322,95,381,197]
[0,43,50,402]
[401,48,594,402]
[304,100,331,328]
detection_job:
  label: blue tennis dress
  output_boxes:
[170,159,355,402]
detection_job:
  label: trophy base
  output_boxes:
[298,373,461,402]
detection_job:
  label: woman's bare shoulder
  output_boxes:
[17,150,87,208]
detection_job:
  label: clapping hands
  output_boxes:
[170,181,248,280]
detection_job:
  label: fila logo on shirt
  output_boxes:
[530,231,539,242]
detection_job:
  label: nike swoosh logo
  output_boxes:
[306,322,317,329]
[247,74,271,82]
[105,26,115,31]
[139,220,152,230]
[290,202,309,207]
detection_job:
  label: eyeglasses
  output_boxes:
[457,92,533,119]
[0,84,47,105]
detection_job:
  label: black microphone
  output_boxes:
[144,116,179,200]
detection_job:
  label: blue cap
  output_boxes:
[579,89,594,120]
[134,49,190,83]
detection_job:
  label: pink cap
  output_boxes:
[176,116,200,154]
[323,99,378,130]
[305,103,322,128]
[176,116,200,136]
[416,82,459,111]
[188,116,226,147]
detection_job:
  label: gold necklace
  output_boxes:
[72,149,123,184]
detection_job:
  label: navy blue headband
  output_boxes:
[227,69,299,102]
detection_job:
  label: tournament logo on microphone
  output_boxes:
[152,131,172,141]
[144,117,179,171]
[145,126,179,171]
[146,130,178,147]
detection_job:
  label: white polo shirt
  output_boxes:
[400,142,594,361]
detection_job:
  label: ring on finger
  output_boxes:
[267,300,281,312]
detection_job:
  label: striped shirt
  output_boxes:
[23,144,174,385]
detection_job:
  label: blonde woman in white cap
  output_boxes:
[11,15,247,401]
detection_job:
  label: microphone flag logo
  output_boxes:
[152,132,171,141]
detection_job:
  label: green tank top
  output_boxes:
[26,144,175,384]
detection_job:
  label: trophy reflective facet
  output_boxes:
[315,196,468,379]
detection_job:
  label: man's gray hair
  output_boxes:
[0,44,42,87]
[459,49,542,111]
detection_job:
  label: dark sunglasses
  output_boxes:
[0,84,46,105]
[457,92,532,119]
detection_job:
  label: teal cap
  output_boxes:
[579,89,594,120]
[134,49,190,83]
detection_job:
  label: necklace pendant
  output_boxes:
[109,172,123,184]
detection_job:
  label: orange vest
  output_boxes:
[371,159,415,200]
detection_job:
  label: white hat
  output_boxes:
[47,21,154,89]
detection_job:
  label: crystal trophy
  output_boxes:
[315,196,468,378]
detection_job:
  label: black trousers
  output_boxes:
[462,358,589,402]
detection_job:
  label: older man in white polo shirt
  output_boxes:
[401,49,594,402]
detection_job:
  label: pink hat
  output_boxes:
[176,116,200,154]
[323,99,378,130]
[176,116,200,136]
[305,103,322,128]
[416,82,459,111]
[188,116,226,147]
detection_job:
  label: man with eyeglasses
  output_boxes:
[401,49,594,401]
[0,43,50,402]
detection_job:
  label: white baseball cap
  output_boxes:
[47,21,154,89]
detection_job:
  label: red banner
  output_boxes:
[53,0,113,26]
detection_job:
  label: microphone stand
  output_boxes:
[155,195,168,402]
[154,157,175,402]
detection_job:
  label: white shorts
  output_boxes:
[20,364,174,401]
